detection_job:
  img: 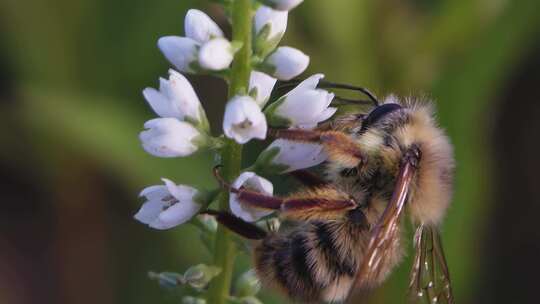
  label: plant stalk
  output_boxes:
[206,0,252,303]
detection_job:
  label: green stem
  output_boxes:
[206,0,252,303]
[228,0,253,97]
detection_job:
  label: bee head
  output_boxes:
[359,103,402,134]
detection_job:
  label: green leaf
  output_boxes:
[250,146,289,175]
[262,96,292,128]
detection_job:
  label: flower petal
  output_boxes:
[139,118,200,157]
[270,74,335,127]
[254,6,288,40]
[158,69,203,121]
[134,199,168,225]
[139,185,168,200]
[285,73,323,97]
[198,38,233,71]
[135,179,202,230]
[263,0,304,11]
[153,200,201,229]
[184,9,224,43]
[142,87,172,118]
[266,46,309,80]
[245,175,274,195]
[315,106,337,123]
[276,90,330,126]
[249,71,277,107]
[162,178,198,202]
[232,171,255,188]
[158,36,199,73]
[223,96,268,144]
[267,139,327,172]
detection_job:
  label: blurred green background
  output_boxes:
[1,0,540,303]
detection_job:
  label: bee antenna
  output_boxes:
[276,79,379,107]
[332,97,376,106]
[212,165,239,193]
[318,80,379,107]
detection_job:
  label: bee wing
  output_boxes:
[346,155,417,302]
[409,224,454,304]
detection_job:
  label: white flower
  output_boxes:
[134,178,201,230]
[158,36,199,73]
[198,38,234,71]
[265,139,327,172]
[249,71,277,107]
[265,46,309,80]
[184,9,224,43]
[158,10,234,73]
[254,6,288,42]
[139,118,202,157]
[143,69,205,125]
[269,74,336,128]
[230,172,274,222]
[262,0,304,11]
[223,96,268,144]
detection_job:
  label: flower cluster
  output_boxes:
[135,0,336,230]
[135,0,336,301]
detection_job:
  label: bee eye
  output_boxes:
[359,103,402,133]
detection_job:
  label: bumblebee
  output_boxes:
[207,86,455,303]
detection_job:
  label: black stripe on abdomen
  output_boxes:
[314,222,356,277]
[290,233,315,286]
[271,233,322,301]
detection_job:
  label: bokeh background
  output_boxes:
[1,0,540,303]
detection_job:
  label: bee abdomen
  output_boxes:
[254,222,359,302]
[255,232,322,301]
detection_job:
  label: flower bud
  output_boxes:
[235,269,261,297]
[183,264,222,289]
[198,38,234,71]
[249,71,277,107]
[158,10,236,74]
[143,69,207,127]
[139,118,203,157]
[254,6,287,57]
[264,46,309,80]
[223,96,267,144]
[198,213,218,232]
[148,271,184,289]
[184,9,223,43]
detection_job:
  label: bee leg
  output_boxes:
[281,196,357,221]
[289,169,328,188]
[234,189,284,209]
[213,165,284,210]
[278,186,358,221]
[268,128,365,168]
[228,189,357,222]
[202,210,268,240]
